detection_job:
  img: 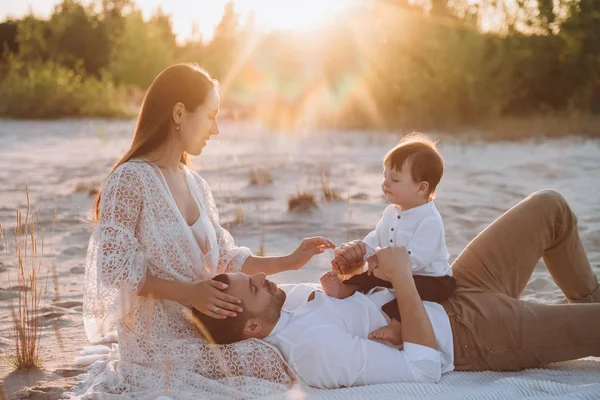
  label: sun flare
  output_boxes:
[241,0,359,32]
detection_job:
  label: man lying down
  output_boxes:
[192,246,454,389]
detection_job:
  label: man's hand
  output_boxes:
[331,240,366,274]
[287,236,336,271]
[381,245,438,351]
[372,246,412,282]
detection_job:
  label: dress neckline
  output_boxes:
[150,162,202,226]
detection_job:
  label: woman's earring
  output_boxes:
[176,125,180,131]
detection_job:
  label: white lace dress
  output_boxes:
[77,160,291,399]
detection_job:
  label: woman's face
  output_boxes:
[178,87,220,156]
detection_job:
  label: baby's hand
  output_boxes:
[331,255,348,274]
[367,253,390,281]
[367,254,379,276]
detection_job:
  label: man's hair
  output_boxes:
[383,133,444,200]
[190,274,250,344]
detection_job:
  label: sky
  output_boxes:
[0,0,368,41]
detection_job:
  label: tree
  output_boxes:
[108,10,176,88]
[0,20,19,62]
[45,0,111,75]
[204,1,241,80]
[559,0,600,111]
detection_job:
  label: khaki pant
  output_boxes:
[442,190,600,371]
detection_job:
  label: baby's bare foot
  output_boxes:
[369,319,403,346]
[320,271,355,299]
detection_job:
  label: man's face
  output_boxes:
[225,272,286,338]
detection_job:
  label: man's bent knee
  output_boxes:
[530,189,572,217]
[530,189,566,207]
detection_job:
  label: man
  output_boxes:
[193,246,455,388]
[192,190,600,389]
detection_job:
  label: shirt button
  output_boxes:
[391,228,394,232]
[390,239,393,243]
[397,215,401,219]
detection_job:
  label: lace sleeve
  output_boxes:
[194,174,252,274]
[83,164,148,342]
[96,166,147,293]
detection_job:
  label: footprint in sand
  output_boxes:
[445,204,470,214]
[70,266,85,274]
[53,368,86,378]
[41,312,65,319]
[59,246,88,262]
[31,311,66,327]
[8,285,30,292]
[350,192,369,200]
[0,289,17,301]
[53,301,83,309]
[16,385,64,399]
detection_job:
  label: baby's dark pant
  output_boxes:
[343,272,456,321]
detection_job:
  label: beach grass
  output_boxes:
[5,186,49,370]
[320,173,342,203]
[288,191,317,212]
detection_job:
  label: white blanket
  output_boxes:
[281,358,600,399]
[72,345,600,399]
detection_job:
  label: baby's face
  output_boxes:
[382,163,423,209]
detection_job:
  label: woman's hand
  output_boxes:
[287,236,336,271]
[184,279,244,319]
[331,240,366,274]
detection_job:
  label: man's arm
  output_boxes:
[376,246,438,350]
[292,325,441,388]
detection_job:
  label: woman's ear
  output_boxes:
[172,102,185,125]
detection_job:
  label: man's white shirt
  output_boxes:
[264,283,454,389]
[363,201,452,277]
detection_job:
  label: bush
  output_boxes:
[0,58,128,118]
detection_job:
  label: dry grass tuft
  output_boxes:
[74,181,99,196]
[0,220,8,255]
[249,167,273,186]
[6,185,48,370]
[288,191,317,212]
[320,173,342,202]
[256,227,265,257]
[49,209,65,353]
[235,203,245,224]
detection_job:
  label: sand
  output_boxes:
[0,119,599,398]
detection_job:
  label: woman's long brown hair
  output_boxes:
[92,63,217,224]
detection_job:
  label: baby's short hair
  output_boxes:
[383,133,444,200]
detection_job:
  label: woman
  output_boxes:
[334,189,600,372]
[81,63,334,398]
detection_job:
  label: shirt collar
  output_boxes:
[266,310,292,338]
[395,200,434,216]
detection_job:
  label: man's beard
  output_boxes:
[266,288,286,317]
[269,288,287,313]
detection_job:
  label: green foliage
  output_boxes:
[0,58,126,118]
[203,2,241,80]
[107,10,176,88]
[0,0,599,127]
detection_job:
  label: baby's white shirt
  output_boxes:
[363,201,452,277]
